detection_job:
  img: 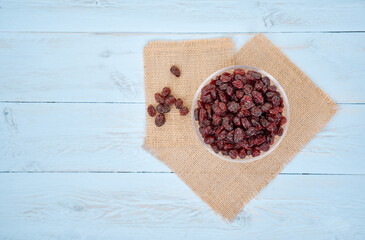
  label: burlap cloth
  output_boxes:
[143,34,338,221]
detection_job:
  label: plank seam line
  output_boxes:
[0,171,363,175]
[0,101,363,105]
[0,31,364,34]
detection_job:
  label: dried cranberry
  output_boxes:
[165,96,176,105]
[247,71,262,80]
[211,89,218,100]
[226,85,234,96]
[267,122,277,132]
[217,130,228,140]
[180,107,189,116]
[254,81,264,91]
[201,84,214,96]
[261,102,272,112]
[155,93,165,104]
[204,136,215,145]
[243,84,253,95]
[266,92,276,100]
[199,108,207,123]
[170,65,180,77]
[236,90,244,99]
[260,118,270,128]
[251,147,261,157]
[234,75,243,81]
[267,134,275,145]
[262,76,270,86]
[279,116,287,126]
[175,98,183,109]
[232,80,243,89]
[222,116,233,131]
[233,116,241,126]
[250,106,262,117]
[241,117,252,129]
[272,96,281,106]
[243,99,254,110]
[202,94,212,103]
[252,91,264,104]
[238,148,246,159]
[218,91,228,103]
[156,104,170,114]
[238,106,250,117]
[155,113,166,127]
[277,127,284,136]
[224,143,234,150]
[228,149,238,159]
[234,68,245,75]
[219,84,228,91]
[205,104,212,118]
[200,119,211,128]
[234,128,245,143]
[220,75,231,83]
[268,85,277,92]
[226,130,234,142]
[218,102,227,112]
[212,114,222,125]
[221,150,228,156]
[246,127,256,137]
[214,125,224,136]
[211,143,220,153]
[161,87,171,97]
[194,109,199,121]
[200,126,213,138]
[147,105,156,117]
[254,135,266,145]
[227,101,240,113]
[197,100,204,109]
[259,142,270,152]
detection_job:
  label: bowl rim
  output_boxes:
[191,65,290,163]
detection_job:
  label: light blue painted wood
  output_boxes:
[0,173,364,239]
[0,0,364,238]
[0,0,364,32]
[0,103,364,174]
[0,33,364,103]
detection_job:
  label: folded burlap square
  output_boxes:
[143,34,338,221]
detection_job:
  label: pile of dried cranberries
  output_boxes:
[194,69,287,159]
[147,87,189,127]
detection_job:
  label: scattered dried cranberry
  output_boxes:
[165,96,176,105]
[175,98,183,109]
[170,65,180,77]
[155,113,166,127]
[151,87,189,127]
[194,68,287,159]
[147,105,157,117]
[156,103,170,114]
[161,87,171,97]
[180,107,189,116]
[155,93,165,104]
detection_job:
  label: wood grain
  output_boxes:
[1,103,363,174]
[0,0,364,33]
[0,33,364,103]
[0,173,363,239]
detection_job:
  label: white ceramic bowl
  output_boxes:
[191,65,290,163]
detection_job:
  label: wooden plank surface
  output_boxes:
[1,103,364,174]
[0,33,364,103]
[1,0,364,238]
[0,173,364,240]
[0,0,364,33]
